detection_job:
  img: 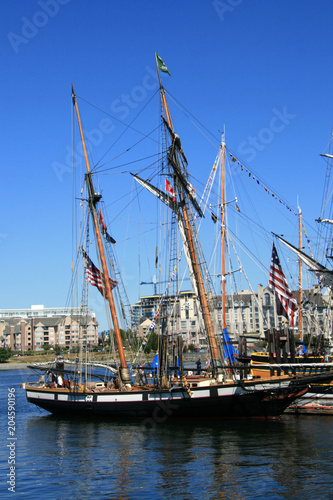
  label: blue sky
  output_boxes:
[1,0,333,331]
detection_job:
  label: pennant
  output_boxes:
[105,232,116,245]
[99,211,107,231]
[99,212,116,244]
[211,212,218,223]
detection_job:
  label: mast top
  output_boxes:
[71,83,76,105]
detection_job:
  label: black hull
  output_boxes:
[25,382,308,421]
[309,385,333,393]
[304,384,333,399]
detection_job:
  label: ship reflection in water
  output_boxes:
[21,409,333,499]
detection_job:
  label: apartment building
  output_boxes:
[132,285,332,348]
[0,305,99,351]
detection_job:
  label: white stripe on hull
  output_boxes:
[191,389,210,398]
[97,394,143,402]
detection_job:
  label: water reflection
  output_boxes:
[11,407,333,499]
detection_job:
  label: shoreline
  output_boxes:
[0,362,30,370]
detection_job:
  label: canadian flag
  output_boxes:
[165,179,176,202]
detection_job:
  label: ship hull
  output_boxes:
[25,379,308,421]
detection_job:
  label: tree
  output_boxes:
[99,330,107,347]
[144,331,158,354]
[0,347,11,363]
[131,336,140,351]
[54,345,62,355]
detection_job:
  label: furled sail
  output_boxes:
[274,233,333,288]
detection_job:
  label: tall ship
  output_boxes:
[23,55,333,420]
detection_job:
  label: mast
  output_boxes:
[298,204,303,341]
[156,63,222,374]
[71,84,131,385]
[221,134,226,331]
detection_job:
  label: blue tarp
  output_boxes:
[152,354,159,368]
[222,328,237,363]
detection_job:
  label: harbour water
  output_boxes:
[1,368,333,500]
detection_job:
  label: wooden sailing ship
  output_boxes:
[249,147,333,402]
[23,55,333,420]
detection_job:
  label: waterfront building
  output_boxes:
[1,284,329,352]
[0,305,98,351]
[132,285,332,348]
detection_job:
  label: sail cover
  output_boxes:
[274,233,333,289]
[222,329,237,363]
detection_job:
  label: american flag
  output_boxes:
[269,243,297,326]
[82,249,117,297]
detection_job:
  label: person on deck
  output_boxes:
[57,374,63,388]
[48,371,57,387]
[204,356,211,374]
[196,359,201,375]
[297,345,304,357]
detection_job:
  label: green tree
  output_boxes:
[0,347,11,363]
[187,343,196,352]
[131,336,140,351]
[54,344,62,355]
[144,331,158,354]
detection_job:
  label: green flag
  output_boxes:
[155,52,171,75]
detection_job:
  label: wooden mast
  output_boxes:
[156,67,222,373]
[71,84,131,385]
[298,204,303,342]
[221,134,226,331]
